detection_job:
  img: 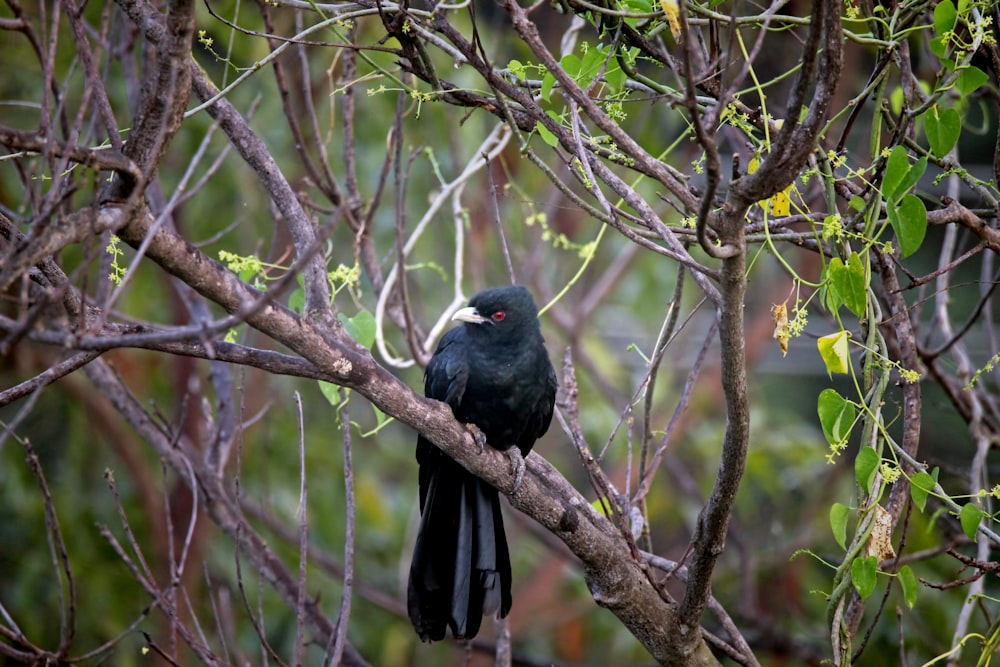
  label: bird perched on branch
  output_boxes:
[408,286,558,642]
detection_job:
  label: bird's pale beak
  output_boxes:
[452,306,488,325]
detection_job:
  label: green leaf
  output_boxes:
[590,497,613,516]
[933,0,957,36]
[288,287,305,314]
[889,86,904,116]
[604,60,625,91]
[318,380,343,406]
[897,156,927,202]
[881,145,911,203]
[824,259,846,311]
[541,71,556,102]
[560,53,581,78]
[855,447,879,494]
[851,555,878,600]
[822,283,841,317]
[909,471,937,512]
[960,502,983,540]
[930,0,957,60]
[507,59,525,80]
[898,565,918,609]
[882,146,927,204]
[957,66,989,96]
[844,253,867,311]
[827,254,867,317]
[830,502,850,551]
[338,310,376,349]
[579,48,604,85]
[887,194,928,258]
[288,273,306,313]
[817,330,851,375]
[929,34,950,62]
[535,120,558,147]
[925,105,961,158]
[817,388,856,444]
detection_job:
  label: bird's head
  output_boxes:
[451,286,541,337]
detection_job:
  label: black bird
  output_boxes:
[407,286,558,642]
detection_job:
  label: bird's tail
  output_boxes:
[407,448,512,642]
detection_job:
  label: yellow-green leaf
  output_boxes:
[769,189,791,216]
[658,0,681,39]
[817,330,850,375]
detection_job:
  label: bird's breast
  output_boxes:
[455,351,550,446]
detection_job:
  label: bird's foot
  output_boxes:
[465,423,487,453]
[504,447,526,495]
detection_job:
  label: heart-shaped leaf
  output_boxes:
[957,66,989,96]
[925,105,961,158]
[909,470,938,512]
[851,555,878,600]
[960,502,983,540]
[818,388,856,444]
[339,309,376,349]
[855,446,879,494]
[881,146,910,203]
[827,254,867,317]
[830,502,850,551]
[887,195,927,258]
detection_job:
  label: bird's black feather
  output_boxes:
[408,286,557,642]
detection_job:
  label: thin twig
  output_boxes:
[326,387,355,666]
[294,391,308,667]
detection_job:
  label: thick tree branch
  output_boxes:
[730,0,843,206]
[676,210,748,663]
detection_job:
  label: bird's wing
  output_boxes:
[416,328,469,493]
[536,363,558,438]
[424,328,469,410]
[515,358,557,456]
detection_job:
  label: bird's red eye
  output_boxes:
[492,311,505,322]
